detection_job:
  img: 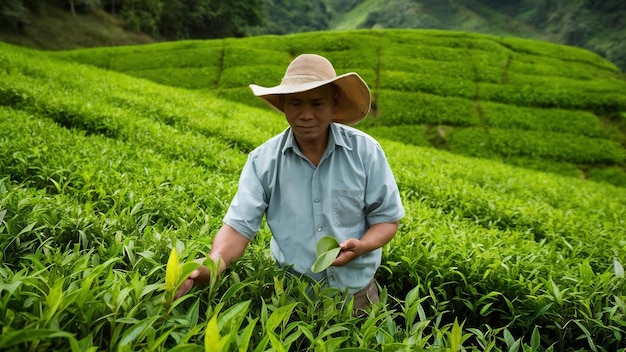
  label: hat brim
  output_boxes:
[249,72,371,125]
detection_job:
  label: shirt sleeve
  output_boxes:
[364,143,405,225]
[222,153,268,240]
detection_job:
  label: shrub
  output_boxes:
[448,127,626,164]
[358,124,430,147]
[499,36,619,71]
[380,70,475,99]
[587,166,626,188]
[377,89,480,126]
[219,65,285,89]
[481,101,606,138]
[131,67,220,89]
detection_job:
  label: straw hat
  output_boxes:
[249,54,371,125]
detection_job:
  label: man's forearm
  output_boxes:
[207,223,251,275]
[360,221,399,253]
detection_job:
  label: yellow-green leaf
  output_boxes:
[165,247,180,295]
[205,314,227,352]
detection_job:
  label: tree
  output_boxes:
[160,0,262,39]
[0,0,28,30]
[120,0,163,36]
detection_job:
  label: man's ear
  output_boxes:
[333,90,339,112]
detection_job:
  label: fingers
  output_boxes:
[340,237,360,250]
[174,266,212,301]
[175,278,193,300]
[332,238,363,267]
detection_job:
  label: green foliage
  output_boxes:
[447,127,626,164]
[481,101,607,138]
[587,166,626,188]
[359,125,430,147]
[0,0,28,27]
[121,0,163,37]
[2,31,626,351]
[248,0,329,36]
[377,89,480,126]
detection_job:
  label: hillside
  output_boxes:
[325,0,626,73]
[0,1,154,50]
[48,29,626,187]
[1,0,624,73]
[1,33,626,350]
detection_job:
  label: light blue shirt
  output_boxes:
[223,123,405,294]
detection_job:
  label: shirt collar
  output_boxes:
[282,123,352,155]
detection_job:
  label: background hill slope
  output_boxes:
[49,29,626,187]
[325,0,626,72]
[1,0,625,72]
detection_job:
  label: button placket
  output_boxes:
[311,168,324,236]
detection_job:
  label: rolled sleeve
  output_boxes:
[365,144,405,225]
[223,154,268,240]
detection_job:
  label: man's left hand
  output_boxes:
[332,238,364,266]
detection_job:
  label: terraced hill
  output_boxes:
[49,29,626,187]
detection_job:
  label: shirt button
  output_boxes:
[317,227,322,232]
[314,198,320,203]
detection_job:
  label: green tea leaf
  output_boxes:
[0,329,76,349]
[266,302,298,332]
[315,236,340,256]
[177,261,200,288]
[311,247,341,273]
[530,326,541,350]
[237,318,258,352]
[449,318,463,351]
[118,316,159,349]
[311,236,341,273]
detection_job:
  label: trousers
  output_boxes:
[352,278,379,316]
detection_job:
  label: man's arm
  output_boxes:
[175,224,250,300]
[331,221,399,267]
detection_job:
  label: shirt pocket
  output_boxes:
[332,189,365,228]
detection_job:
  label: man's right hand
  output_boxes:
[174,224,250,301]
[174,262,212,300]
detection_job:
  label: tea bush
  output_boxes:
[481,102,607,138]
[447,127,626,164]
[376,90,480,126]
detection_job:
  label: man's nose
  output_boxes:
[300,104,314,119]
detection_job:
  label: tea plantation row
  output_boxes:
[49,29,626,186]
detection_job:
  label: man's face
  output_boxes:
[282,84,337,145]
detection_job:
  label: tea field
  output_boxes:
[1,29,626,351]
[49,29,626,187]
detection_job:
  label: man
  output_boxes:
[176,54,405,313]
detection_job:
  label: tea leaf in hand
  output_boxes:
[311,236,341,273]
[315,236,340,256]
